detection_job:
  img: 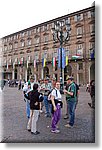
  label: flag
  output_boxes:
[66,56,68,66]
[21,57,24,64]
[72,55,80,59]
[13,62,15,69]
[34,59,36,68]
[62,48,65,69]
[18,61,20,65]
[58,48,61,68]
[52,57,56,67]
[44,58,46,67]
[42,58,46,67]
[15,58,18,64]
[27,60,29,68]
[7,62,8,69]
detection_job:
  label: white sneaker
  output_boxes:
[65,124,72,128]
[40,110,43,113]
[51,129,60,133]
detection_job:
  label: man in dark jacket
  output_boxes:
[26,83,43,135]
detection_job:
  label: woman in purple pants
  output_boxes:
[50,82,63,133]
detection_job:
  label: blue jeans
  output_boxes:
[44,95,51,116]
[26,100,30,118]
[67,100,76,126]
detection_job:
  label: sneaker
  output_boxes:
[51,129,60,133]
[64,115,69,119]
[45,114,51,118]
[31,131,40,135]
[65,124,72,128]
[27,129,31,132]
[40,110,43,113]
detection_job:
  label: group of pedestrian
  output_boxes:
[22,75,80,135]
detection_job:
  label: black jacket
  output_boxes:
[25,90,43,110]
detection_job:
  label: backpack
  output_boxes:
[39,93,44,102]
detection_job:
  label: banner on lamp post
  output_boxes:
[62,48,65,69]
[58,48,60,68]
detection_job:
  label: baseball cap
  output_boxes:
[66,76,74,81]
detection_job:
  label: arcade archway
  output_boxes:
[43,66,49,78]
[14,68,17,79]
[27,67,32,81]
[90,63,95,81]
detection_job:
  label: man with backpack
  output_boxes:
[63,76,76,128]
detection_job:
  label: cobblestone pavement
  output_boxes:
[0,86,95,143]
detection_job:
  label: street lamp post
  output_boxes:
[51,20,71,90]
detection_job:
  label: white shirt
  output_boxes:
[51,88,62,100]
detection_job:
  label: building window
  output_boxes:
[21,41,25,47]
[77,44,83,50]
[34,52,39,60]
[27,30,31,36]
[65,49,70,56]
[36,27,40,33]
[20,32,25,38]
[9,44,13,50]
[8,37,10,42]
[3,39,5,43]
[35,37,40,45]
[65,17,70,24]
[14,35,16,40]
[78,63,83,70]
[64,46,71,58]
[42,24,49,32]
[87,10,95,18]
[74,14,83,22]
[42,50,48,59]
[90,24,95,34]
[27,39,32,46]
[10,37,13,41]
[34,27,40,33]
[77,49,83,56]
[14,42,18,49]
[0,47,2,53]
[51,22,55,28]
[4,45,7,51]
[53,48,58,58]
[77,27,83,38]
[89,42,95,50]
[44,35,49,43]
[16,34,19,39]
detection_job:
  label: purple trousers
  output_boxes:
[51,104,61,131]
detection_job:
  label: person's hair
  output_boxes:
[56,81,60,85]
[33,83,38,91]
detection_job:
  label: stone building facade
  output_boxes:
[1,6,95,85]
